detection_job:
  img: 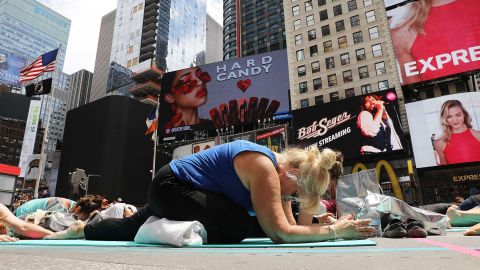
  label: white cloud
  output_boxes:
[37,0,117,75]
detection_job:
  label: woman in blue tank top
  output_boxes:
[45,141,375,244]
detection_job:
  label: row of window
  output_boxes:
[297,61,386,93]
[293,9,376,31]
[298,81,389,108]
[292,0,370,17]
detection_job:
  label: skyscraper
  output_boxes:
[223,0,286,60]
[90,9,116,102]
[0,0,71,151]
[68,69,93,110]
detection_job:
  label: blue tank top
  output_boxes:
[169,140,277,214]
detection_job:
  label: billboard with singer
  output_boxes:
[0,50,26,88]
[293,89,404,160]
[406,92,480,168]
[385,0,480,85]
[159,50,290,135]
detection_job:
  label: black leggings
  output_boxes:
[85,164,265,243]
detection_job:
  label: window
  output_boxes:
[368,26,379,39]
[299,81,308,93]
[361,84,372,94]
[138,3,143,10]
[293,19,301,30]
[296,49,305,61]
[326,57,335,69]
[338,36,348,48]
[127,59,132,68]
[455,81,467,92]
[343,70,353,83]
[292,5,300,16]
[318,0,326,6]
[127,46,133,53]
[353,31,363,44]
[315,95,324,104]
[366,10,376,23]
[359,66,369,79]
[328,74,337,87]
[295,34,303,45]
[311,61,320,73]
[300,98,309,108]
[363,0,372,6]
[319,9,328,21]
[330,91,339,101]
[306,14,315,26]
[350,15,360,27]
[348,0,357,11]
[323,40,333,53]
[375,62,386,75]
[321,25,330,36]
[258,37,267,45]
[310,45,319,56]
[356,48,366,61]
[340,53,350,65]
[440,84,450,95]
[372,44,383,57]
[333,5,342,16]
[246,41,255,49]
[298,65,307,77]
[308,29,317,40]
[378,80,389,90]
[313,78,322,90]
[305,1,313,11]
[345,88,355,98]
[335,20,345,32]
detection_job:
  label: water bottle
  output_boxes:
[355,200,382,238]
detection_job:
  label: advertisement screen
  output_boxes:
[293,89,405,160]
[385,0,480,85]
[0,50,26,88]
[405,92,480,168]
[159,50,290,135]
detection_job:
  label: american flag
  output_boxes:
[20,48,58,83]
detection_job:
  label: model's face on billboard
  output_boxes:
[363,96,378,111]
[169,67,208,108]
[446,106,465,130]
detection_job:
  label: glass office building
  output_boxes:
[0,0,71,151]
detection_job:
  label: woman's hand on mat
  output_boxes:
[332,218,376,240]
[44,221,85,240]
[0,234,18,242]
[316,213,337,224]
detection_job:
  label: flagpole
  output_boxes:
[151,93,159,180]
[34,45,61,198]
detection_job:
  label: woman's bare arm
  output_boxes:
[390,25,422,84]
[0,203,53,239]
[433,139,448,165]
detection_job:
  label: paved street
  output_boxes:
[1,231,479,270]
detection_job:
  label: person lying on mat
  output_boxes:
[0,203,53,242]
[447,195,480,227]
[46,140,375,243]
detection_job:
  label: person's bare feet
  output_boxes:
[464,223,480,236]
[446,206,462,226]
[43,221,85,240]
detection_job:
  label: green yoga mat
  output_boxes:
[447,227,470,232]
[0,238,376,248]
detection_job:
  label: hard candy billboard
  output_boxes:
[293,89,405,160]
[385,0,480,85]
[159,50,290,134]
[0,50,26,88]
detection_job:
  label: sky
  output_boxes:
[37,0,223,75]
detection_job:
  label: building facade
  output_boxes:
[68,69,93,110]
[223,0,287,60]
[284,0,401,110]
[90,9,116,102]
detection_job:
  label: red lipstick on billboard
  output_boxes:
[228,99,238,126]
[219,103,230,127]
[264,100,280,121]
[209,108,224,129]
[247,96,258,124]
[256,97,269,123]
[238,98,247,124]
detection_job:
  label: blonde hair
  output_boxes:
[396,0,432,34]
[439,100,472,143]
[280,147,337,214]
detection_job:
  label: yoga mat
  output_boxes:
[447,227,470,232]
[0,238,376,248]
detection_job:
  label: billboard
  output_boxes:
[0,50,26,88]
[385,0,480,85]
[293,89,405,160]
[159,50,290,134]
[405,92,480,168]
